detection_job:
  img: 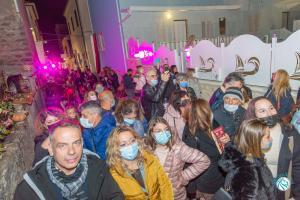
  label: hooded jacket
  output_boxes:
[82,112,116,159]
[14,150,124,200]
[219,143,275,200]
[110,151,173,200]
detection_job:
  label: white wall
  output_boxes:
[122,9,242,46]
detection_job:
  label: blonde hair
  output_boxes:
[106,126,151,172]
[272,69,291,102]
[186,68,195,78]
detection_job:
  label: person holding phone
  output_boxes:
[176,74,197,101]
[141,68,170,121]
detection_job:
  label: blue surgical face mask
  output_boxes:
[150,79,158,86]
[80,117,93,128]
[95,85,104,94]
[261,138,273,151]
[154,130,171,145]
[120,142,139,160]
[179,81,188,88]
[111,99,116,107]
[124,118,135,125]
[89,95,97,101]
[224,104,239,112]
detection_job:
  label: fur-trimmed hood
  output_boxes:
[219,142,264,173]
[218,142,276,200]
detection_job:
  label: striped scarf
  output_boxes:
[46,153,88,199]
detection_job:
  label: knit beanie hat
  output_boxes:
[223,87,243,102]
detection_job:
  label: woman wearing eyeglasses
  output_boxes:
[106,126,173,200]
[148,117,210,200]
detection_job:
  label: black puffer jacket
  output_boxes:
[141,81,168,121]
[219,143,275,200]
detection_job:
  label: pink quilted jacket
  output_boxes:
[163,105,186,139]
[161,140,210,200]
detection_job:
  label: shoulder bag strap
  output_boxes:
[286,136,294,199]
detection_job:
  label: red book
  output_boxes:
[212,126,225,153]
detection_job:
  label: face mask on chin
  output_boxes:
[261,138,273,151]
[259,114,279,128]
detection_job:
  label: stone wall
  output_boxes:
[0,0,36,66]
[0,91,43,200]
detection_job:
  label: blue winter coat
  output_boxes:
[209,87,224,112]
[82,112,116,160]
[265,86,295,118]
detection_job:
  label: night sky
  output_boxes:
[27,0,68,57]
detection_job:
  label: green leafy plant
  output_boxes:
[0,101,15,156]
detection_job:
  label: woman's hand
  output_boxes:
[219,133,230,144]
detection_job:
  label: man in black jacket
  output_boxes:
[213,87,245,137]
[14,121,124,200]
[141,68,170,121]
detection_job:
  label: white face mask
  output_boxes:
[89,95,97,101]
[224,104,239,112]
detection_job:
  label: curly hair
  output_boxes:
[106,126,151,172]
[114,99,144,123]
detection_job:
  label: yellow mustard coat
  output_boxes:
[110,151,174,200]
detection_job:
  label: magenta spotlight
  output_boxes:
[51,64,56,68]
[43,65,48,69]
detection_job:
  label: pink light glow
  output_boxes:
[51,64,56,68]
[134,50,154,59]
[137,41,154,65]
[43,65,48,69]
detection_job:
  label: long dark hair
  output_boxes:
[188,99,213,137]
[169,90,188,114]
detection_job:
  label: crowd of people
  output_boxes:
[13,64,300,200]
